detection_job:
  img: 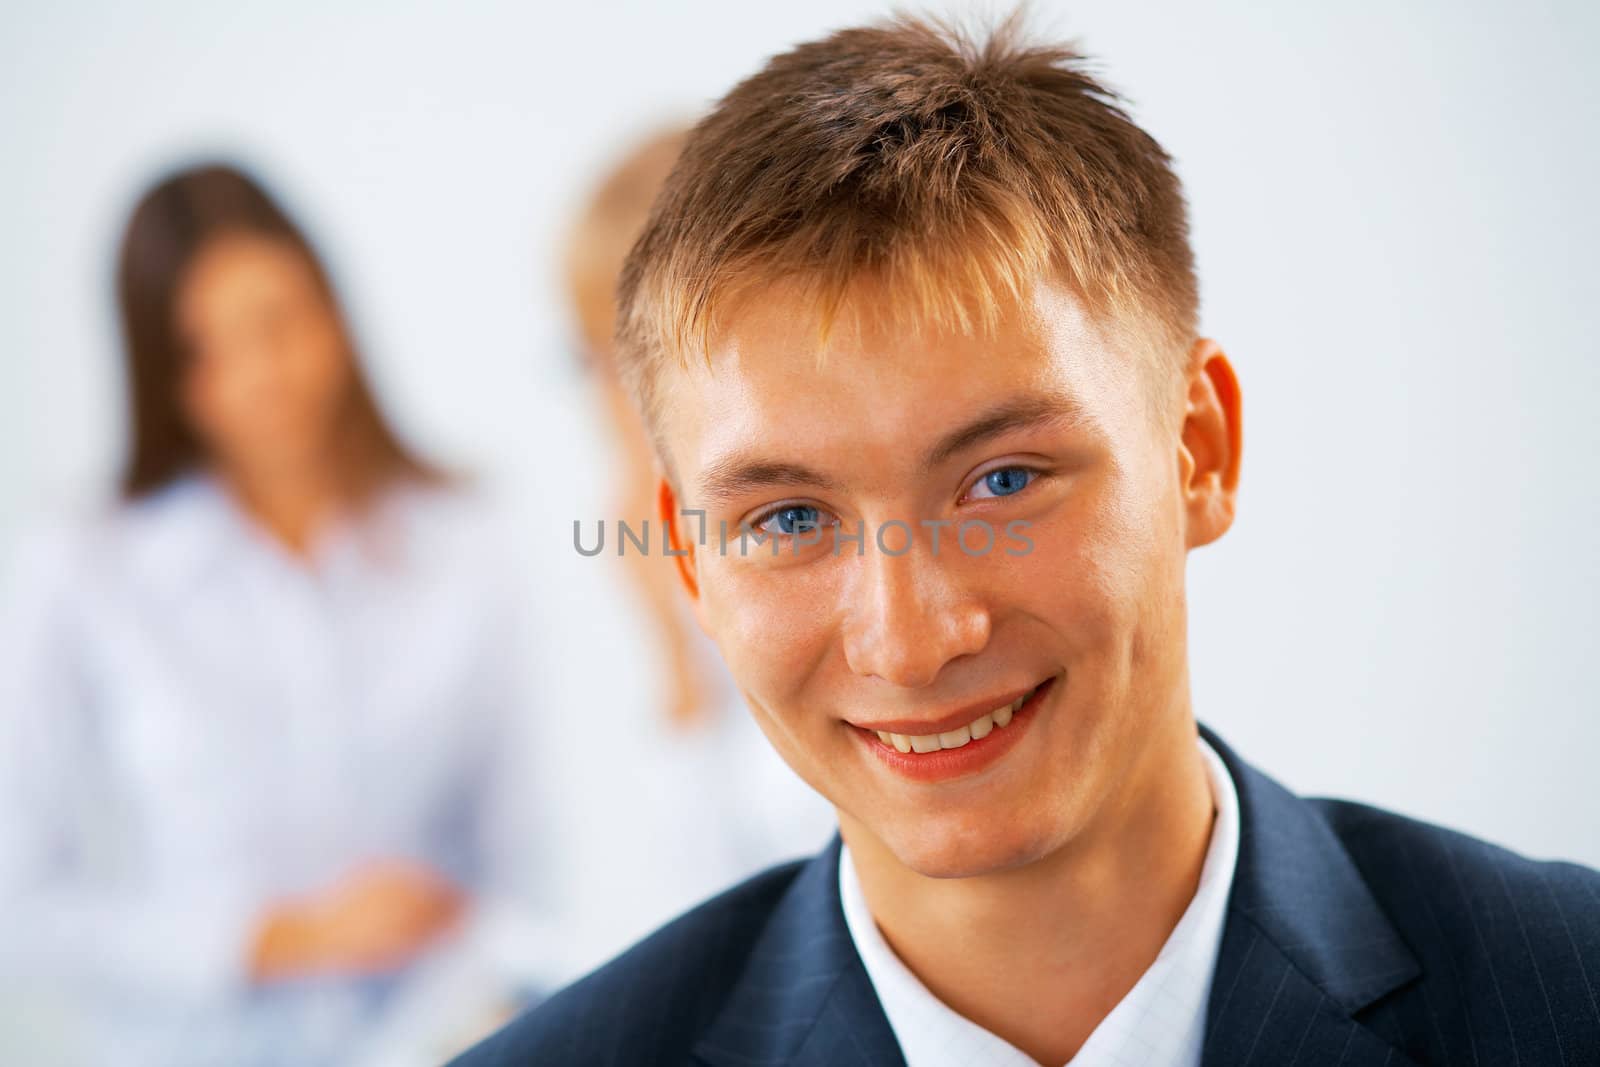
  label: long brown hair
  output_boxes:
[116,161,439,499]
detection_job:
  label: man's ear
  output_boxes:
[658,478,700,600]
[1178,338,1243,549]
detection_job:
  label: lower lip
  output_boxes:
[853,677,1056,784]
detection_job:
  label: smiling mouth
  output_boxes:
[868,681,1044,754]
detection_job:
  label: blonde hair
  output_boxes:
[565,128,689,359]
[617,14,1199,425]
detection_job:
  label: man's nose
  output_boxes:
[840,529,992,689]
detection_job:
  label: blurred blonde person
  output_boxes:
[563,131,833,880]
[0,164,545,1066]
[566,130,712,729]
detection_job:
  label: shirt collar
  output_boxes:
[124,472,415,598]
[123,474,251,597]
[839,734,1241,1067]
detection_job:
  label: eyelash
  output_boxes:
[748,502,839,539]
[745,464,1046,540]
[960,464,1046,504]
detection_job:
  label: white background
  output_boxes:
[2,0,1596,921]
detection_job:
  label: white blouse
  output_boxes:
[0,474,547,1066]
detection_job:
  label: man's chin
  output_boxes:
[879,820,1058,881]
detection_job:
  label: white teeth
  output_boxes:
[938,725,971,749]
[874,685,1038,753]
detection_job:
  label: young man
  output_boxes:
[456,16,1600,1066]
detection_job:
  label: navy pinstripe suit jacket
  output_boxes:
[453,726,1600,1065]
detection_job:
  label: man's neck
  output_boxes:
[840,718,1215,1066]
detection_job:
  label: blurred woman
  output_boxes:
[0,163,543,1066]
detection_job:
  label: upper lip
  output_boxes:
[847,681,1043,736]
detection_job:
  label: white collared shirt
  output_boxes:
[839,736,1240,1067]
[0,474,547,1066]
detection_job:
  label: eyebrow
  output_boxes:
[920,392,1088,470]
[695,392,1086,507]
[698,458,842,508]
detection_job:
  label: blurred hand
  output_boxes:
[250,859,466,982]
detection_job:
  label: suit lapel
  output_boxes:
[693,839,905,1067]
[1201,726,1423,1066]
[694,728,1426,1067]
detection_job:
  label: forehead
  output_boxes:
[179,236,310,310]
[655,279,1145,501]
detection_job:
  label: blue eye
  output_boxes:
[974,467,1033,499]
[757,504,825,536]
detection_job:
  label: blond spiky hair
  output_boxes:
[616,13,1199,426]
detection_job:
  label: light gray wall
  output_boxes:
[3,0,1595,908]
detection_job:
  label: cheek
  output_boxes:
[699,559,836,713]
[1075,460,1189,685]
[697,559,860,805]
[285,317,351,412]
[1012,468,1181,655]
[178,360,232,442]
